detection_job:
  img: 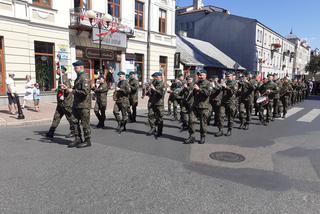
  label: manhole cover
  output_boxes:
[209,152,245,163]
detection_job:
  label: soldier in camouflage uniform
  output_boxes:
[259,74,278,126]
[147,72,165,137]
[291,79,298,105]
[208,75,222,127]
[272,73,282,119]
[280,76,292,118]
[127,71,139,122]
[179,76,193,131]
[113,71,130,133]
[46,66,75,139]
[184,70,211,144]
[92,76,108,128]
[216,73,238,137]
[238,74,255,130]
[66,60,92,148]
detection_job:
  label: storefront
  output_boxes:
[75,46,122,81]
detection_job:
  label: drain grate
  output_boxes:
[209,152,245,163]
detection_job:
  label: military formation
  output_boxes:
[46,61,308,147]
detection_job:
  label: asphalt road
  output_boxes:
[1,97,320,213]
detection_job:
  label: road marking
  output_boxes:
[297,109,320,123]
[278,107,304,120]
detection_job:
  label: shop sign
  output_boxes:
[85,48,115,60]
[92,28,127,49]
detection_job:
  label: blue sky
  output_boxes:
[176,0,319,49]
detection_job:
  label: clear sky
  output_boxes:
[176,0,319,49]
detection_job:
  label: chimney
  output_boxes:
[193,0,204,10]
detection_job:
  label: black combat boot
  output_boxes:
[96,121,102,128]
[76,138,92,148]
[180,123,188,131]
[215,128,224,137]
[282,113,286,118]
[68,137,82,148]
[147,127,156,136]
[225,128,232,136]
[184,136,195,144]
[239,121,245,129]
[199,136,205,144]
[46,127,55,139]
[120,120,127,133]
[156,121,163,137]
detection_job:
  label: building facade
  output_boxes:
[176,3,309,79]
[0,0,176,96]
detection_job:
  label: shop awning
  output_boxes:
[177,36,245,70]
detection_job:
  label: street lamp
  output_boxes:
[85,10,113,76]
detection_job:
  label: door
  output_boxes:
[159,56,168,83]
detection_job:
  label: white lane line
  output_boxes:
[297,109,320,123]
[278,107,304,120]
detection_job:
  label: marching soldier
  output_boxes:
[238,73,255,130]
[291,79,298,105]
[208,75,222,127]
[179,76,193,131]
[46,66,75,139]
[113,71,130,133]
[259,74,278,126]
[65,60,92,148]
[184,70,211,144]
[273,73,282,119]
[280,76,292,118]
[166,79,175,116]
[128,71,139,122]
[92,76,108,128]
[216,72,238,137]
[147,72,165,137]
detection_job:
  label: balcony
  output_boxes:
[69,8,135,38]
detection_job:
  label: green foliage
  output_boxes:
[305,55,320,75]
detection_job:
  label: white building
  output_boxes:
[176,1,308,79]
[0,0,176,96]
[286,31,311,77]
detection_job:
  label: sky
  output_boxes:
[176,0,320,49]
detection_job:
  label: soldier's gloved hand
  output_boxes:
[116,87,120,91]
[150,84,155,90]
[60,84,67,89]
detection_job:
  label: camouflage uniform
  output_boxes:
[273,78,282,118]
[259,80,278,125]
[71,71,92,146]
[238,79,255,129]
[128,77,139,122]
[280,80,292,118]
[209,80,222,126]
[147,79,165,136]
[113,79,130,131]
[47,73,75,138]
[179,81,194,130]
[187,79,211,141]
[93,82,108,128]
[217,79,238,136]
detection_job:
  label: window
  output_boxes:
[34,41,55,91]
[0,37,5,94]
[108,0,121,18]
[159,9,166,34]
[135,54,144,83]
[74,0,91,9]
[135,1,144,29]
[32,0,51,8]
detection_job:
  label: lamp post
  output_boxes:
[85,10,113,76]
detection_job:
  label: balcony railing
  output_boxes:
[69,8,134,38]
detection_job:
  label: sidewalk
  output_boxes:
[0,92,163,127]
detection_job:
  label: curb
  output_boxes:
[0,107,153,128]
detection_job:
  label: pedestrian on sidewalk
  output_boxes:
[33,83,40,112]
[22,75,34,109]
[5,73,17,115]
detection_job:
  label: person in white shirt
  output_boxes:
[22,74,34,109]
[6,73,17,114]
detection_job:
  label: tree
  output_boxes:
[305,55,320,76]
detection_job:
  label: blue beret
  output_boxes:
[72,60,84,66]
[60,65,67,71]
[197,69,207,74]
[129,71,136,75]
[152,72,162,77]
